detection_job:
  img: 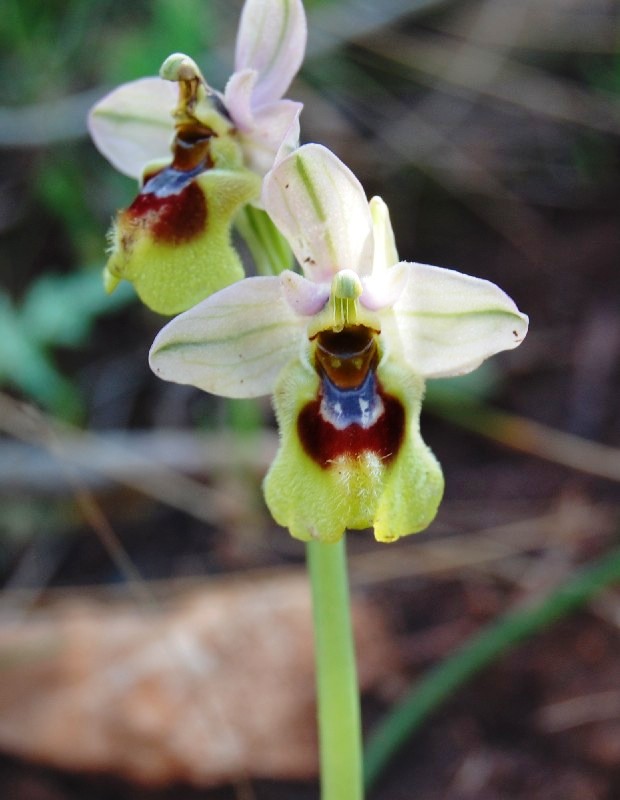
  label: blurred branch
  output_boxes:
[431,396,620,484]
[304,0,457,58]
[349,499,613,588]
[362,30,620,134]
[0,393,271,524]
[0,89,105,146]
[537,690,620,734]
[0,429,275,493]
[304,56,550,261]
[432,0,620,54]
[0,0,454,149]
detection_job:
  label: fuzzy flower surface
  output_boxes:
[88,0,306,315]
[149,144,529,543]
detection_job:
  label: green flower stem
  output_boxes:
[235,205,293,277]
[364,542,620,791]
[307,538,364,800]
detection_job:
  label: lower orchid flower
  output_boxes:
[88,0,306,315]
[149,144,528,543]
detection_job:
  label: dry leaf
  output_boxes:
[0,572,397,786]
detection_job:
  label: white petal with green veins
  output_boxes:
[238,99,302,178]
[235,0,307,107]
[388,262,529,378]
[88,77,176,178]
[223,68,257,131]
[149,275,306,398]
[263,144,374,283]
[369,196,399,273]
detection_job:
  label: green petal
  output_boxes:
[263,353,444,543]
[105,167,260,315]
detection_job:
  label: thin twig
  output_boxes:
[0,392,242,524]
[431,397,620,484]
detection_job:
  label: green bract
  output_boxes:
[149,144,529,542]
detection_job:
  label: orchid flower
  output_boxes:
[149,144,529,543]
[88,0,306,315]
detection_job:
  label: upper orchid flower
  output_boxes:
[149,144,529,543]
[88,0,306,315]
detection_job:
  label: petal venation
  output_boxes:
[149,275,307,397]
[235,0,307,107]
[263,143,374,282]
[388,262,529,378]
[88,77,177,178]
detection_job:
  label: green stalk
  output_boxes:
[364,542,620,791]
[307,538,364,800]
[235,205,293,277]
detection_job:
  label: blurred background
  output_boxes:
[1,0,619,798]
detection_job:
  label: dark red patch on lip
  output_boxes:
[297,383,405,469]
[120,120,214,245]
[123,181,206,245]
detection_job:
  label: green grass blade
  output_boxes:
[364,543,620,790]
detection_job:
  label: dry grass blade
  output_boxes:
[433,0,620,54]
[537,690,620,733]
[349,499,612,587]
[361,28,620,134]
[0,393,242,524]
[434,401,620,484]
